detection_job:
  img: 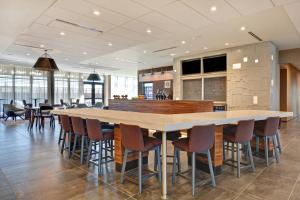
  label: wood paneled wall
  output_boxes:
[108,99,214,114]
[280,63,300,120]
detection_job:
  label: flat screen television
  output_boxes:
[203,54,227,73]
[181,59,201,75]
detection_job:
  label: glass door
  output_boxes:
[84,81,104,106]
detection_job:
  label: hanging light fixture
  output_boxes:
[87,68,101,81]
[33,50,59,71]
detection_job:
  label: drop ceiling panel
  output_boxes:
[131,0,175,10]
[121,20,172,39]
[272,0,300,5]
[55,0,131,26]
[44,6,114,32]
[107,27,156,43]
[138,12,192,35]
[183,0,241,23]
[226,0,274,15]
[284,1,300,34]
[158,1,212,29]
[85,0,151,18]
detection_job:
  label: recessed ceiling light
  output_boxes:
[203,46,208,50]
[60,32,65,36]
[40,44,45,48]
[211,6,217,12]
[185,51,190,54]
[95,62,98,65]
[243,57,248,62]
[255,59,259,63]
[146,29,151,34]
[26,53,30,56]
[240,26,246,31]
[108,43,112,46]
[93,10,100,16]
[170,53,176,56]
[181,40,186,44]
[225,43,229,46]
[83,52,87,55]
[143,50,147,54]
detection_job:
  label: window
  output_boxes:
[0,66,13,105]
[32,71,48,106]
[54,72,69,104]
[111,75,137,99]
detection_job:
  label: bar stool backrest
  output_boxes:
[60,115,72,132]
[120,123,144,151]
[235,119,255,142]
[86,119,103,141]
[189,124,215,153]
[71,117,86,136]
[264,117,280,136]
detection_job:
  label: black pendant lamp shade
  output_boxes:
[87,72,101,81]
[33,50,59,71]
[87,67,101,81]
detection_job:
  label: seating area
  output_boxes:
[2,1,300,200]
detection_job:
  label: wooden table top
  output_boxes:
[52,108,293,132]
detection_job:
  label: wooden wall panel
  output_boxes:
[109,99,214,114]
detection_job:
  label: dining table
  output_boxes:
[51,108,293,199]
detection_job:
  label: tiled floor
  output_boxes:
[1,119,300,200]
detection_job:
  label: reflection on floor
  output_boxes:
[1,119,300,200]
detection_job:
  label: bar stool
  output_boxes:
[86,119,114,174]
[254,117,280,166]
[172,124,216,196]
[120,123,162,194]
[153,130,182,171]
[223,119,255,178]
[70,117,88,164]
[57,115,64,145]
[59,115,73,156]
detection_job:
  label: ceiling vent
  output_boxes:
[248,31,263,42]
[55,19,104,34]
[152,46,177,53]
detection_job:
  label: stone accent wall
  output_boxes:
[204,77,226,101]
[173,41,280,111]
[182,79,202,100]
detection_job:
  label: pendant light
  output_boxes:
[87,68,101,81]
[33,50,59,71]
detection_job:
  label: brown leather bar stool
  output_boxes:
[70,117,88,164]
[86,119,114,174]
[223,120,255,178]
[172,124,216,196]
[59,115,73,157]
[120,123,162,194]
[254,117,280,166]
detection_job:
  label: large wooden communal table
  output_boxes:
[52,108,292,199]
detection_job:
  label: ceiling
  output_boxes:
[1,0,300,76]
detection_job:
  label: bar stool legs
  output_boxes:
[224,142,255,178]
[120,147,161,194]
[248,141,255,172]
[172,149,216,196]
[207,150,216,187]
[276,131,282,154]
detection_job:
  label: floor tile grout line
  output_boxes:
[287,173,300,200]
[232,166,266,200]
